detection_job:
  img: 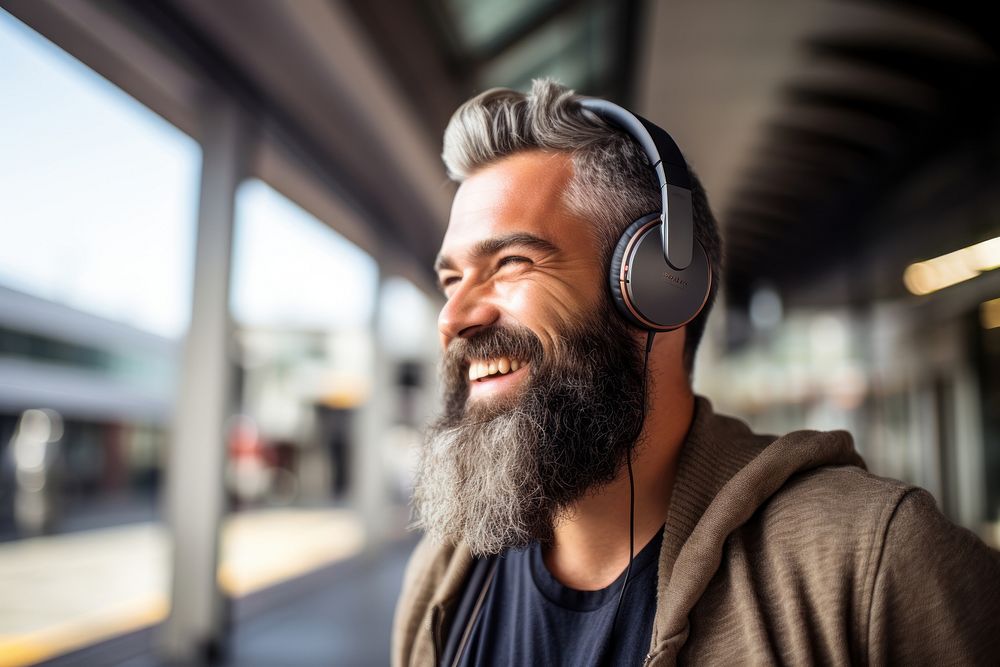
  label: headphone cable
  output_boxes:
[609,330,656,647]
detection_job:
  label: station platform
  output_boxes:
[0,508,417,666]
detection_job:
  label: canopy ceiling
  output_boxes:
[5,0,997,315]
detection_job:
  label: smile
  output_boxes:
[467,356,528,381]
[466,357,530,397]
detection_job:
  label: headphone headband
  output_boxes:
[578,98,694,270]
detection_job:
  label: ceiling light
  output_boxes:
[980,297,1000,330]
[903,234,1000,295]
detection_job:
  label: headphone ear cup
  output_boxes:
[609,214,662,329]
[608,213,713,332]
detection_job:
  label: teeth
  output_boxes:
[468,357,528,380]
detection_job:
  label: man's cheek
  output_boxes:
[506,272,598,315]
[494,287,558,343]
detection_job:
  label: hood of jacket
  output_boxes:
[644,396,864,664]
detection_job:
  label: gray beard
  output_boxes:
[412,306,646,556]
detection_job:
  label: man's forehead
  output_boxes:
[439,151,575,256]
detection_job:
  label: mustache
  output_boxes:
[443,324,545,371]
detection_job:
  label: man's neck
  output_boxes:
[542,379,694,591]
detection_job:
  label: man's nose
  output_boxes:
[438,282,500,341]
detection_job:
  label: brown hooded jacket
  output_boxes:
[393,396,1000,666]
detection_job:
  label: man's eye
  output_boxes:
[498,256,530,268]
[440,275,460,290]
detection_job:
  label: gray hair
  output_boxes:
[442,78,723,373]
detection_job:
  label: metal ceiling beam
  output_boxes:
[858,0,1000,53]
[807,36,998,89]
[767,119,898,158]
[782,84,936,128]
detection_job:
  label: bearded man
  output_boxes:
[392,79,1000,666]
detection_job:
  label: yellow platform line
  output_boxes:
[0,509,365,666]
[0,597,168,667]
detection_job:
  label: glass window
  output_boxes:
[445,0,561,51]
[0,11,200,340]
[478,4,610,92]
[232,179,378,331]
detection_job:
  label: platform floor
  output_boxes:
[40,533,419,666]
[0,507,413,666]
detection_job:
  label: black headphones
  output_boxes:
[579,99,712,332]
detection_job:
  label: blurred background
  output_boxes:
[0,0,997,664]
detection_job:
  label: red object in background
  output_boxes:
[227,416,275,465]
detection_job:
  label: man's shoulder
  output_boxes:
[752,463,913,546]
[683,443,1000,664]
[773,462,913,520]
[738,456,997,587]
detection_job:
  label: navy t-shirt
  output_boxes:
[442,526,664,666]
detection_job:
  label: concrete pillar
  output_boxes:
[352,272,391,552]
[157,97,249,663]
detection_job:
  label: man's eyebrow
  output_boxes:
[434,233,559,273]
